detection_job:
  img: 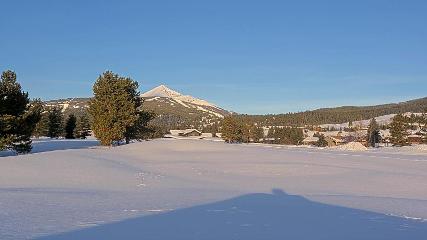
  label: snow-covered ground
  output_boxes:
[1,139,427,239]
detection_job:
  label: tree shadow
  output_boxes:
[36,189,427,240]
[0,139,99,157]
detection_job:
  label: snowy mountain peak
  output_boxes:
[141,84,182,98]
[141,85,218,109]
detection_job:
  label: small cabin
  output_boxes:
[170,129,202,137]
[180,129,202,137]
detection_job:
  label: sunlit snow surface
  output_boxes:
[1,139,427,239]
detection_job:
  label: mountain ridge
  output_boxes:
[44,85,231,129]
[42,86,427,128]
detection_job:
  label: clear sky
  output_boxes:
[1,0,426,114]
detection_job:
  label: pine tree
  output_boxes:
[33,112,49,138]
[390,114,409,146]
[267,127,275,138]
[241,123,251,143]
[221,116,243,143]
[47,107,63,138]
[367,118,380,147]
[0,70,42,153]
[275,127,303,145]
[250,125,264,143]
[88,71,140,146]
[75,114,91,139]
[124,111,156,142]
[315,134,328,147]
[211,123,218,137]
[64,114,77,139]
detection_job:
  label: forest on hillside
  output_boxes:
[239,97,427,126]
[42,96,427,131]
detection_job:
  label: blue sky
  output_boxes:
[1,0,426,114]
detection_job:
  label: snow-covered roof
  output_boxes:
[183,129,201,134]
[170,129,202,136]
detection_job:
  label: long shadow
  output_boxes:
[36,189,427,240]
[0,139,99,157]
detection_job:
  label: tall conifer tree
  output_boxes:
[75,114,91,139]
[390,114,409,146]
[89,71,140,146]
[33,112,49,138]
[221,116,243,143]
[47,108,64,138]
[64,114,77,139]
[367,118,380,147]
[0,70,42,153]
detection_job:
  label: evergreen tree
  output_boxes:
[47,107,63,138]
[390,114,409,146]
[0,70,42,153]
[267,127,275,138]
[64,114,77,139]
[315,134,328,147]
[88,71,140,146]
[367,118,380,147]
[250,125,264,143]
[33,112,49,138]
[148,125,168,139]
[124,111,156,142]
[211,123,218,137]
[75,114,91,139]
[275,127,304,145]
[221,116,243,143]
[241,123,251,143]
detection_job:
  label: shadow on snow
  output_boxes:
[0,139,99,157]
[36,189,427,240]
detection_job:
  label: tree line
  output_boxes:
[238,98,427,127]
[389,113,427,146]
[221,116,264,143]
[33,108,91,139]
[2,69,426,153]
[221,115,304,145]
[0,70,157,154]
[221,113,427,148]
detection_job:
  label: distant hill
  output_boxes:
[240,97,427,127]
[141,85,231,129]
[43,89,426,129]
[43,85,231,129]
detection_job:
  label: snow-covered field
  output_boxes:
[1,139,427,239]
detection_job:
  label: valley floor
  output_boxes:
[1,139,427,239]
